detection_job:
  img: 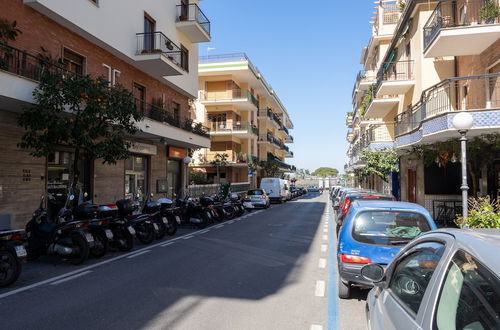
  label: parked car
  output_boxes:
[307,186,320,193]
[243,189,270,209]
[260,178,290,203]
[335,191,395,230]
[337,200,437,299]
[329,186,342,201]
[361,228,500,330]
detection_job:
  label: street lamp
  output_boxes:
[452,112,474,221]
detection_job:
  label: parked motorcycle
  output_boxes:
[25,196,94,265]
[116,199,156,245]
[143,197,178,239]
[175,197,210,229]
[229,193,246,217]
[98,204,135,252]
[0,229,26,287]
[212,194,237,220]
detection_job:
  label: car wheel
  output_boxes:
[338,278,351,299]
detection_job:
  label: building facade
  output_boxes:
[0,0,212,228]
[347,0,500,218]
[191,53,294,187]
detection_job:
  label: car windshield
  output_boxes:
[352,210,431,245]
[247,190,264,196]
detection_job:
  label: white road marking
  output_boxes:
[197,229,210,234]
[310,325,323,330]
[226,220,235,224]
[322,235,328,240]
[0,229,200,300]
[183,235,194,240]
[160,242,175,247]
[126,250,151,259]
[50,270,92,285]
[321,244,328,252]
[315,280,326,297]
[323,229,328,233]
[318,258,327,269]
[214,224,224,229]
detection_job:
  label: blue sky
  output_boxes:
[199,1,374,173]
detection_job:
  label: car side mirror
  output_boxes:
[360,264,385,283]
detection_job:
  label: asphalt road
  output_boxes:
[0,193,368,330]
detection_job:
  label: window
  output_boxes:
[247,190,264,196]
[435,250,500,330]
[125,155,148,200]
[133,83,146,113]
[144,15,156,52]
[63,48,85,75]
[389,242,445,314]
[172,102,180,125]
[180,45,189,72]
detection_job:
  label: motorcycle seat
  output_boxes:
[38,222,62,233]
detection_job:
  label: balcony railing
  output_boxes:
[395,73,500,136]
[201,88,259,108]
[377,60,414,83]
[267,153,293,170]
[136,99,209,138]
[136,32,187,70]
[280,126,289,135]
[272,112,282,127]
[209,121,258,135]
[176,3,211,36]
[368,123,395,143]
[258,108,273,119]
[352,70,377,99]
[423,0,500,51]
[0,42,73,82]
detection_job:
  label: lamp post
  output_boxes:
[452,112,474,221]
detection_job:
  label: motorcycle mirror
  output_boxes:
[69,194,75,201]
[84,192,88,198]
[150,193,154,198]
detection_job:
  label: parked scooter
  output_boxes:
[143,196,178,239]
[212,194,237,220]
[116,199,156,245]
[229,193,246,217]
[175,197,210,229]
[0,229,26,287]
[25,195,94,265]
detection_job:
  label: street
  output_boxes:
[0,193,367,330]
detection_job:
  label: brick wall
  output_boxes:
[2,0,190,120]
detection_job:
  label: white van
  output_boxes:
[260,178,290,203]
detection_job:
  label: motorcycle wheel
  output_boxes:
[197,213,208,229]
[136,223,155,244]
[90,230,108,259]
[0,249,21,287]
[68,234,90,265]
[116,229,134,252]
[155,219,167,240]
[166,216,178,236]
[225,207,236,220]
[27,248,41,261]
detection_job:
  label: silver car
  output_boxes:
[243,189,270,209]
[361,228,500,330]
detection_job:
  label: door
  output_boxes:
[407,169,417,203]
[133,83,146,114]
[143,15,155,52]
[125,155,148,200]
[167,159,181,200]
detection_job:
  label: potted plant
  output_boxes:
[480,0,500,24]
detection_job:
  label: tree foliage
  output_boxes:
[455,196,500,228]
[358,149,399,182]
[312,167,339,177]
[260,161,281,178]
[0,19,22,45]
[18,71,142,189]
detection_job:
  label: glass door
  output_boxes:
[167,159,181,199]
[125,155,148,200]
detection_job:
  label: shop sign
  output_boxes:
[128,142,157,155]
[168,146,187,159]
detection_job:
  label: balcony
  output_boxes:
[202,151,251,166]
[135,99,210,147]
[135,32,186,77]
[395,73,500,145]
[267,153,294,170]
[423,0,500,58]
[200,89,259,111]
[285,134,294,143]
[364,93,399,119]
[209,121,258,138]
[376,60,415,95]
[352,70,377,102]
[176,3,211,43]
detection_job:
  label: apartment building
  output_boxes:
[347,0,500,218]
[191,53,294,187]
[0,0,212,228]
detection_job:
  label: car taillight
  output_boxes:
[10,233,22,241]
[362,196,380,199]
[392,197,397,201]
[342,198,351,215]
[340,254,371,264]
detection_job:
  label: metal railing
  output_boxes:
[199,53,249,63]
[423,0,500,51]
[136,99,209,137]
[272,112,282,127]
[136,32,186,70]
[201,89,258,108]
[280,126,290,135]
[0,43,72,81]
[258,108,273,119]
[395,73,500,136]
[247,90,260,108]
[209,121,258,135]
[368,123,395,142]
[267,153,293,170]
[377,60,414,84]
[176,3,211,36]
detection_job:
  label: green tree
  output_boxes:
[0,19,22,45]
[210,153,228,183]
[260,161,281,178]
[358,149,399,182]
[18,71,142,191]
[312,167,339,177]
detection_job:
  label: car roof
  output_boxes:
[418,229,500,274]
[351,200,430,213]
[346,192,393,198]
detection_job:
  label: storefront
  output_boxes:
[167,146,187,200]
[124,142,157,200]
[47,149,91,200]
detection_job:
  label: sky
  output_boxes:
[199,0,375,173]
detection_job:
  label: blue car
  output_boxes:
[337,200,437,299]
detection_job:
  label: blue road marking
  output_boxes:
[327,203,340,330]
